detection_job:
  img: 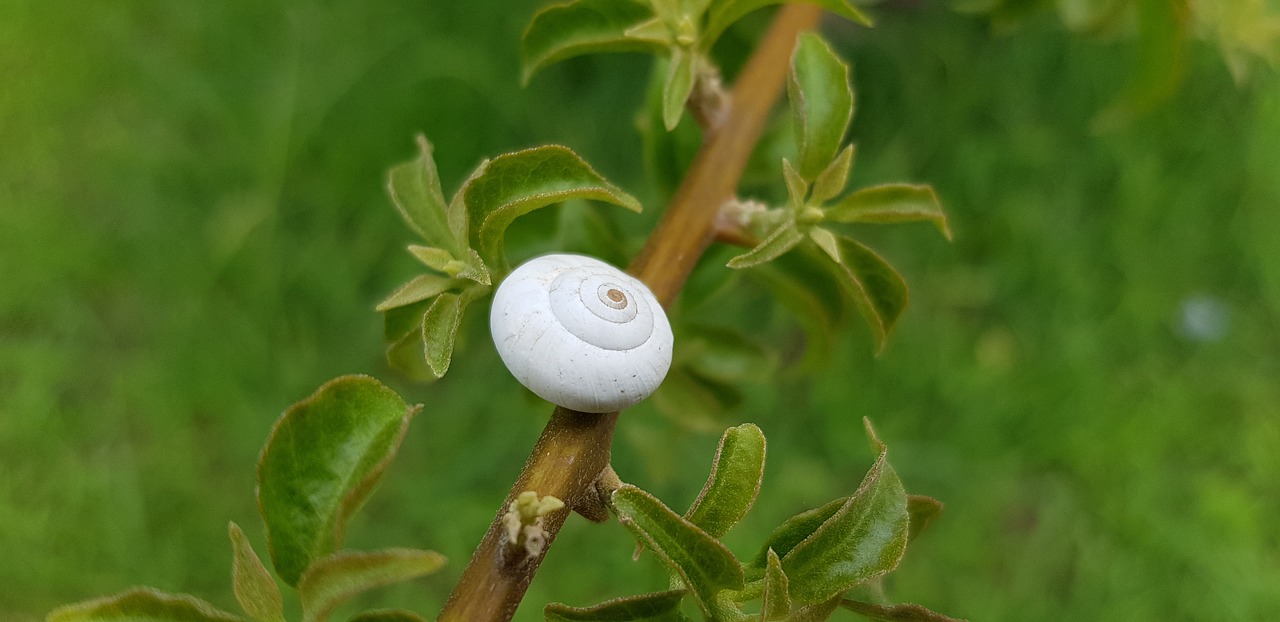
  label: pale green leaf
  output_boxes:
[298,549,445,622]
[839,599,966,622]
[348,610,429,622]
[788,33,854,180]
[522,0,666,84]
[783,158,808,211]
[611,485,744,616]
[47,588,244,622]
[825,184,951,240]
[257,376,418,586]
[703,0,872,49]
[421,292,464,379]
[808,227,839,262]
[780,419,909,604]
[761,549,791,620]
[814,233,908,352]
[907,495,943,542]
[463,145,641,270]
[544,590,690,621]
[229,522,284,622]
[374,274,456,313]
[685,424,766,538]
[663,48,696,131]
[727,222,804,269]
[810,145,855,205]
[387,136,462,254]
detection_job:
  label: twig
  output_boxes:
[436,7,823,621]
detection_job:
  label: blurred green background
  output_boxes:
[3,1,1278,620]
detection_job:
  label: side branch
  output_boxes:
[437,6,823,622]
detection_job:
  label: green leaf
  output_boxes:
[348,610,429,622]
[640,57,703,200]
[544,590,690,621]
[813,233,908,352]
[760,549,791,621]
[463,145,642,270]
[906,495,943,542]
[663,48,697,131]
[784,597,842,621]
[387,136,462,255]
[404,246,492,286]
[839,599,965,622]
[727,222,804,269]
[809,145,855,205]
[782,159,808,211]
[825,184,951,240]
[257,375,419,586]
[47,588,244,622]
[229,522,284,622]
[298,549,445,622]
[374,274,456,313]
[685,424,766,538]
[748,255,844,368]
[1094,0,1189,130]
[522,0,666,84]
[421,292,464,379]
[611,485,744,616]
[385,323,433,382]
[788,33,854,180]
[751,496,845,567]
[780,419,909,605]
[702,0,872,49]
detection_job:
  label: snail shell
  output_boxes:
[490,253,673,413]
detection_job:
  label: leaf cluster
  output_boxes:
[546,421,958,621]
[47,376,444,622]
[522,0,871,130]
[726,34,950,352]
[378,137,641,381]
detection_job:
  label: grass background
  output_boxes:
[2,1,1278,620]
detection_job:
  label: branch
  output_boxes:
[436,7,823,622]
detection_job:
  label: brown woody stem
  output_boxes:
[436,6,822,622]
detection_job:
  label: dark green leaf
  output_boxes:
[544,590,690,621]
[522,0,665,84]
[685,424,766,538]
[906,495,943,542]
[813,233,908,353]
[748,254,844,368]
[257,376,419,586]
[421,292,464,379]
[840,599,966,622]
[463,145,641,270]
[780,419,909,604]
[229,522,284,622]
[825,184,951,240]
[810,145,855,205]
[788,33,854,179]
[611,485,744,616]
[727,222,804,269]
[385,322,434,382]
[387,136,462,255]
[348,610,429,622]
[650,367,740,432]
[298,549,445,622]
[383,298,431,342]
[785,597,843,621]
[702,0,872,50]
[1094,0,1189,130]
[640,57,703,200]
[47,588,244,622]
[663,48,697,131]
[374,274,456,313]
[760,549,791,620]
[751,496,845,567]
[679,325,774,384]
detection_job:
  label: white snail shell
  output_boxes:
[490,253,673,413]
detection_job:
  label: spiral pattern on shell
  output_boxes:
[490,254,674,413]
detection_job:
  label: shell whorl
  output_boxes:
[490,254,673,413]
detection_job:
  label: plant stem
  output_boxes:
[436,6,822,622]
